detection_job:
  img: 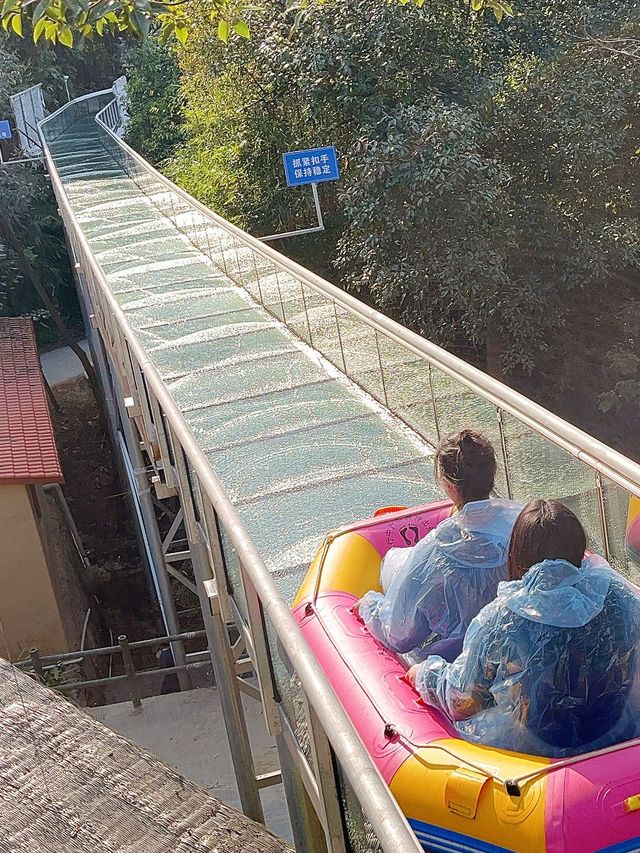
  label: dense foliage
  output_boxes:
[0,32,121,344]
[125,38,185,163]
[125,0,639,456]
[0,0,511,52]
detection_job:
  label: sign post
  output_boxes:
[282,146,340,188]
[0,120,12,164]
[259,146,341,242]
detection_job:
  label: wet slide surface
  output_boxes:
[48,117,439,602]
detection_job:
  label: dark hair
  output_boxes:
[508,500,587,580]
[434,429,496,504]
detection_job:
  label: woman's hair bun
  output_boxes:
[435,429,496,502]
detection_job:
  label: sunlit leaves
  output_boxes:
[1,0,515,50]
[233,19,249,37]
[403,0,512,21]
[218,17,229,40]
[58,24,73,43]
[0,0,250,47]
[483,0,513,21]
[32,15,46,37]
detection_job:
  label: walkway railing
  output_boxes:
[17,630,212,708]
[39,86,640,853]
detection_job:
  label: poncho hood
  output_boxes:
[502,555,613,628]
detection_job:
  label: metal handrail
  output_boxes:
[16,630,208,667]
[40,92,424,853]
[44,88,113,125]
[19,631,210,709]
[90,98,640,499]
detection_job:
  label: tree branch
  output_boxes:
[0,206,98,391]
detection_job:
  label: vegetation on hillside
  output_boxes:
[125,38,185,163]
[0,32,120,346]
[0,0,512,51]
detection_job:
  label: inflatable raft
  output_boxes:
[293,501,640,853]
[627,497,640,568]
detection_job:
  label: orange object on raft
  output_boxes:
[627,497,640,567]
[293,501,640,853]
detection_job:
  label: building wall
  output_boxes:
[35,485,98,653]
[0,484,68,657]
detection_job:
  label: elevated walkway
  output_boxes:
[48,115,438,598]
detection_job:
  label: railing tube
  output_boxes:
[30,648,44,680]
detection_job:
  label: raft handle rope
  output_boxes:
[384,724,514,793]
[388,725,640,796]
[506,736,640,790]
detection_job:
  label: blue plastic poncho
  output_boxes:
[359,499,522,663]
[414,555,640,757]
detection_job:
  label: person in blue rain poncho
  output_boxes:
[357,429,522,663]
[407,500,640,758]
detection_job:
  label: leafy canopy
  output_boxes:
[0,0,512,49]
[0,30,119,342]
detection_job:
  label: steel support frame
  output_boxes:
[88,254,268,815]
[65,235,190,691]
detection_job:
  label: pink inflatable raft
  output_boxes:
[293,500,640,853]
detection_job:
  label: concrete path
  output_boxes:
[88,686,292,843]
[40,340,91,386]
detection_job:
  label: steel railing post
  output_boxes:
[169,431,264,824]
[275,719,329,853]
[119,635,142,709]
[236,560,281,737]
[303,697,348,853]
[595,472,612,563]
[191,539,265,823]
[30,648,44,680]
[374,330,389,408]
[497,407,514,500]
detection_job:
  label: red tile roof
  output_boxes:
[0,318,63,485]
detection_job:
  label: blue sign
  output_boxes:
[283,146,340,187]
[0,120,11,140]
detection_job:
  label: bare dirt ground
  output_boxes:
[50,376,212,704]
[51,378,163,691]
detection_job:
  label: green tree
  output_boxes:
[0,30,119,372]
[0,165,96,381]
[125,39,185,163]
[0,0,512,51]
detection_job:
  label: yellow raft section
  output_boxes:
[295,526,552,853]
